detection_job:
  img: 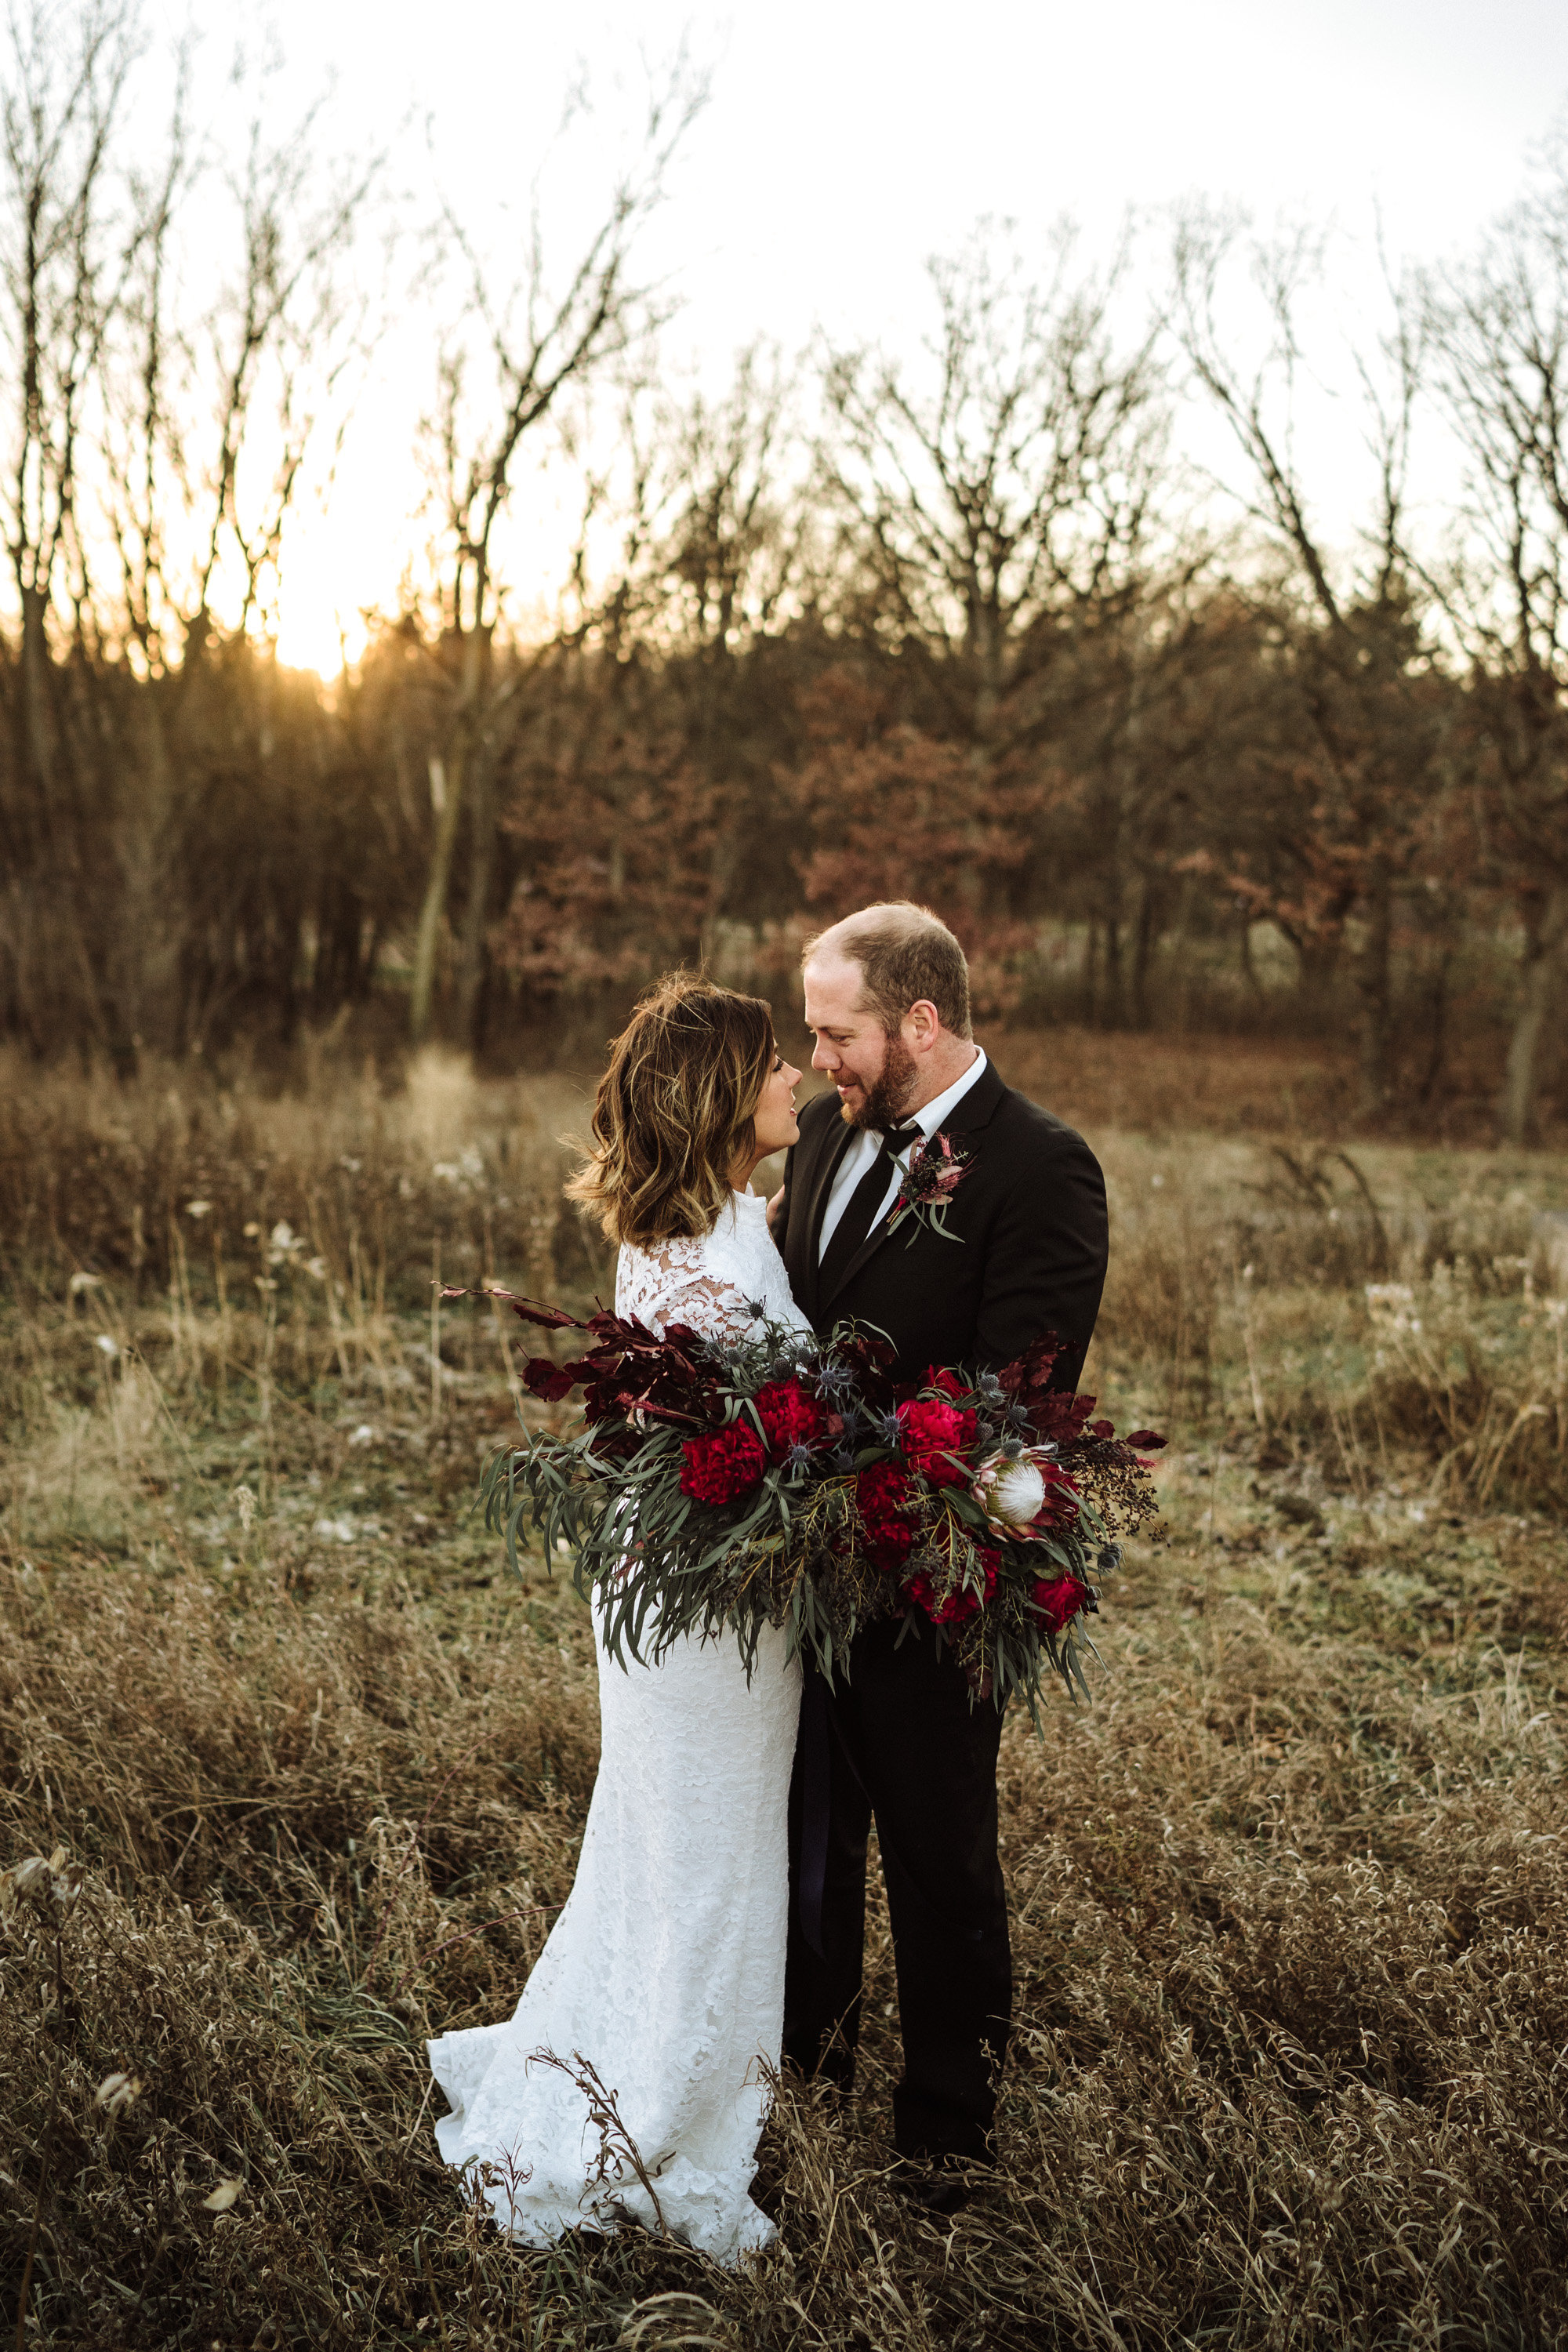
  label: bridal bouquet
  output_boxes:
[462,1290,1164,1720]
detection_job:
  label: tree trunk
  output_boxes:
[1501,884,1568,1145]
[1129,874,1161,1030]
[412,628,495,1045]
[1103,909,1123,1029]
[455,743,496,1050]
[1416,943,1454,1105]
[1352,861,1393,1116]
[409,746,465,1044]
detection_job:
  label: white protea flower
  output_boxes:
[972,1446,1053,1537]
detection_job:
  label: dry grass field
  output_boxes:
[2,1036,1567,2350]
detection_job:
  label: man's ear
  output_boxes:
[906,999,941,1053]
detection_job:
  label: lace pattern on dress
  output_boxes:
[616,1205,778,1347]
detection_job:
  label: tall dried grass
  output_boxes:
[2,1055,1566,2348]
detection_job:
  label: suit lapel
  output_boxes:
[818,1062,1008,1316]
[791,1106,857,1324]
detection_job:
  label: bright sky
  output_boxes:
[251,0,1568,671]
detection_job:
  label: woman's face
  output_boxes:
[750,1047,802,1158]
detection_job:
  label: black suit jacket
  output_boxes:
[777,1062,1109,1393]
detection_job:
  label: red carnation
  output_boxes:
[856,1461,917,1572]
[1030,1573,1089,1633]
[752,1378,823,1460]
[907,1542,999,1628]
[680,1424,766,1506]
[896,1396,978,1488]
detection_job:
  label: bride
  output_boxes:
[427,976,808,2266]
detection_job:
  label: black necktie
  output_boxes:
[818,1123,923,1300]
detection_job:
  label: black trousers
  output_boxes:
[782,1613,1011,2162]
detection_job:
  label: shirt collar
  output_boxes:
[908,1047,988,1139]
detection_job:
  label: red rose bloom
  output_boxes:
[1030,1573,1089,1633]
[856,1461,917,1572]
[752,1379,822,1460]
[680,1424,766,1506]
[906,1542,999,1627]
[896,1397,978,1488]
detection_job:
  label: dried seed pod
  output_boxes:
[94,2073,143,2116]
[201,2177,244,2213]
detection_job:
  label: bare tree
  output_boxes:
[822,221,1165,739]
[1169,204,1448,1112]
[1420,162,1568,1142]
[0,0,146,1047]
[407,56,706,1047]
[0,2,379,1055]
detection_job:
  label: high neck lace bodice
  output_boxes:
[615,1189,810,1343]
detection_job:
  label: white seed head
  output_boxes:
[10,1855,51,1904]
[69,1271,103,1294]
[95,1334,119,1357]
[95,2072,143,2116]
[233,1484,257,1533]
[184,1200,212,1220]
[202,2177,244,2212]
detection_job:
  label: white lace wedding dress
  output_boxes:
[427,1189,808,2267]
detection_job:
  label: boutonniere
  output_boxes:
[884,1130,974,1245]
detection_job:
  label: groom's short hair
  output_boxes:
[803,902,973,1040]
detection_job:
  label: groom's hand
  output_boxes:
[767,1185,786,1241]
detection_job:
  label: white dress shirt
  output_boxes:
[816,1049,989,1261]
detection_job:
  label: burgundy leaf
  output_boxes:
[505,1294,588,1330]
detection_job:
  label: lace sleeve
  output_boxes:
[616,1232,762,1345]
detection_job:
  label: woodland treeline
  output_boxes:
[3,9,1568,1136]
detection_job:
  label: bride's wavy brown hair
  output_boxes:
[566,974,778,1247]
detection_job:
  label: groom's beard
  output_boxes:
[844,1034,918,1132]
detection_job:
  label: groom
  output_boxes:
[774,902,1108,2198]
